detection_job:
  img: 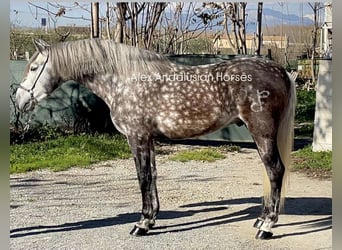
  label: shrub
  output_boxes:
[295,89,316,123]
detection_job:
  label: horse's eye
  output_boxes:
[30,65,38,71]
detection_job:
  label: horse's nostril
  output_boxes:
[19,100,35,112]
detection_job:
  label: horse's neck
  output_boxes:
[82,74,117,108]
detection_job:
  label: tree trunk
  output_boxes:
[256,2,263,55]
[223,13,237,54]
[237,3,247,54]
[91,2,100,38]
[105,2,111,40]
[309,2,321,84]
[114,3,127,43]
[143,3,167,50]
[222,3,247,55]
[129,3,138,46]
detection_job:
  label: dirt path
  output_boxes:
[10,145,332,250]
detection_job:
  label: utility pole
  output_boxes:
[256,2,263,55]
[91,2,100,38]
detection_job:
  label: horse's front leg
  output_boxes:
[128,136,159,236]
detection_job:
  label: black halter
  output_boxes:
[18,52,49,103]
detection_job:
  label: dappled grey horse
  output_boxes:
[16,39,296,239]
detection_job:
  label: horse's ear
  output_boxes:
[33,39,50,53]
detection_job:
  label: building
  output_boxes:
[320,2,332,58]
[213,33,288,54]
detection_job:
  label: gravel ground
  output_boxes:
[10,145,332,250]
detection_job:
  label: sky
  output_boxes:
[10,1,318,29]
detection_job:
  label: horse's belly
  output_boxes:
[156,112,234,139]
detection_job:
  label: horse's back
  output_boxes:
[113,57,292,139]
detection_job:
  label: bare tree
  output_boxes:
[142,3,167,49]
[16,2,252,55]
[113,3,127,43]
[25,2,91,42]
[105,2,111,39]
[236,2,247,54]
[201,2,247,55]
[308,2,323,83]
[126,3,144,46]
[112,3,167,49]
[159,3,222,54]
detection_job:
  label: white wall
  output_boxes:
[312,59,332,151]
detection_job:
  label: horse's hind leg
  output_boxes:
[248,128,285,239]
[128,135,159,236]
[148,138,160,228]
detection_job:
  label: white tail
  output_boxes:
[263,74,296,208]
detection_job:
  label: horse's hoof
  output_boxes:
[255,230,273,240]
[130,226,148,236]
[253,218,264,229]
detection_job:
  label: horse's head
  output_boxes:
[16,39,58,112]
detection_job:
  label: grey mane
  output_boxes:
[49,39,173,81]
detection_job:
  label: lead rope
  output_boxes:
[20,110,34,140]
[23,112,33,132]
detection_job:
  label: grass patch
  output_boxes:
[10,134,131,173]
[169,147,226,162]
[292,145,332,177]
[222,145,241,153]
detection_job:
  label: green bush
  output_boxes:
[295,89,316,123]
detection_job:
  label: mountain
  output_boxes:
[246,8,313,31]
[243,8,314,33]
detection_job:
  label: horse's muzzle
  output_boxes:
[15,88,36,112]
